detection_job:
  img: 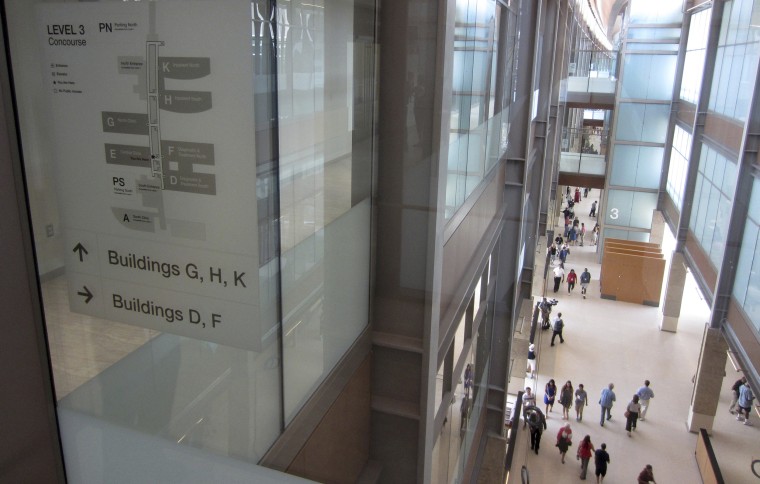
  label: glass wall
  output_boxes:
[666,126,691,211]
[431,256,491,483]
[275,0,374,424]
[628,0,683,24]
[708,0,760,121]
[446,0,517,218]
[4,0,375,480]
[688,146,737,268]
[680,7,711,104]
[604,0,682,243]
[604,190,658,230]
[733,177,760,329]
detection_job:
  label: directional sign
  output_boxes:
[39,1,262,350]
[77,286,93,304]
[73,243,88,262]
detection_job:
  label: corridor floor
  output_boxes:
[507,189,759,484]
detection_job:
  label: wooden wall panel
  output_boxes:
[601,240,665,306]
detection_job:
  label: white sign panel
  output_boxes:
[38,1,261,350]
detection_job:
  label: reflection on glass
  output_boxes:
[446,0,516,218]
[276,0,374,422]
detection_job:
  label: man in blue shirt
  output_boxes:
[737,381,755,426]
[636,380,655,421]
[599,383,616,426]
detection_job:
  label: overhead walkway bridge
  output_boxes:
[559,49,617,188]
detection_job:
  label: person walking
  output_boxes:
[559,381,574,420]
[594,443,610,483]
[580,268,591,299]
[636,380,655,421]
[568,225,577,246]
[567,269,578,295]
[527,343,537,378]
[589,200,597,218]
[548,243,557,264]
[729,376,747,414]
[552,264,565,293]
[576,435,595,480]
[574,187,581,204]
[737,379,755,426]
[575,383,588,421]
[522,387,537,417]
[544,379,557,414]
[550,312,565,346]
[625,394,642,436]
[580,222,586,246]
[524,405,547,454]
[592,223,600,245]
[558,244,569,265]
[599,383,616,426]
[637,464,657,483]
[556,423,573,464]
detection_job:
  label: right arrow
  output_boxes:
[77,286,93,304]
[73,243,88,262]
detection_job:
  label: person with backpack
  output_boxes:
[551,312,565,346]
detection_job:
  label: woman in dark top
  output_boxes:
[555,423,573,464]
[559,380,574,420]
[544,379,557,414]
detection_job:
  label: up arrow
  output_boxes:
[77,286,93,304]
[73,243,89,262]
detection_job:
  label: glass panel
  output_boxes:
[626,43,680,52]
[615,103,645,141]
[749,177,760,222]
[7,0,291,478]
[635,146,664,189]
[610,145,638,186]
[721,156,737,199]
[620,54,676,101]
[701,185,720,255]
[605,189,634,227]
[279,0,373,423]
[627,28,682,40]
[630,192,658,229]
[746,243,760,328]
[641,104,670,143]
[694,176,710,240]
[648,55,678,99]
[734,223,758,306]
[629,0,683,23]
[621,55,652,99]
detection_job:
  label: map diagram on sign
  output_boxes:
[105,42,214,240]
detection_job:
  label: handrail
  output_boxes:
[695,428,725,484]
[504,391,524,474]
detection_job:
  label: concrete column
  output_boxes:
[660,251,687,332]
[649,210,666,247]
[687,326,728,433]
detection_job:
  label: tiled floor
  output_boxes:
[507,189,759,484]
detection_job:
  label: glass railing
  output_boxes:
[559,127,608,176]
[568,49,618,79]
[566,49,619,95]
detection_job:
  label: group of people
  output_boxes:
[728,376,756,425]
[523,400,610,482]
[598,380,655,436]
[521,379,657,481]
